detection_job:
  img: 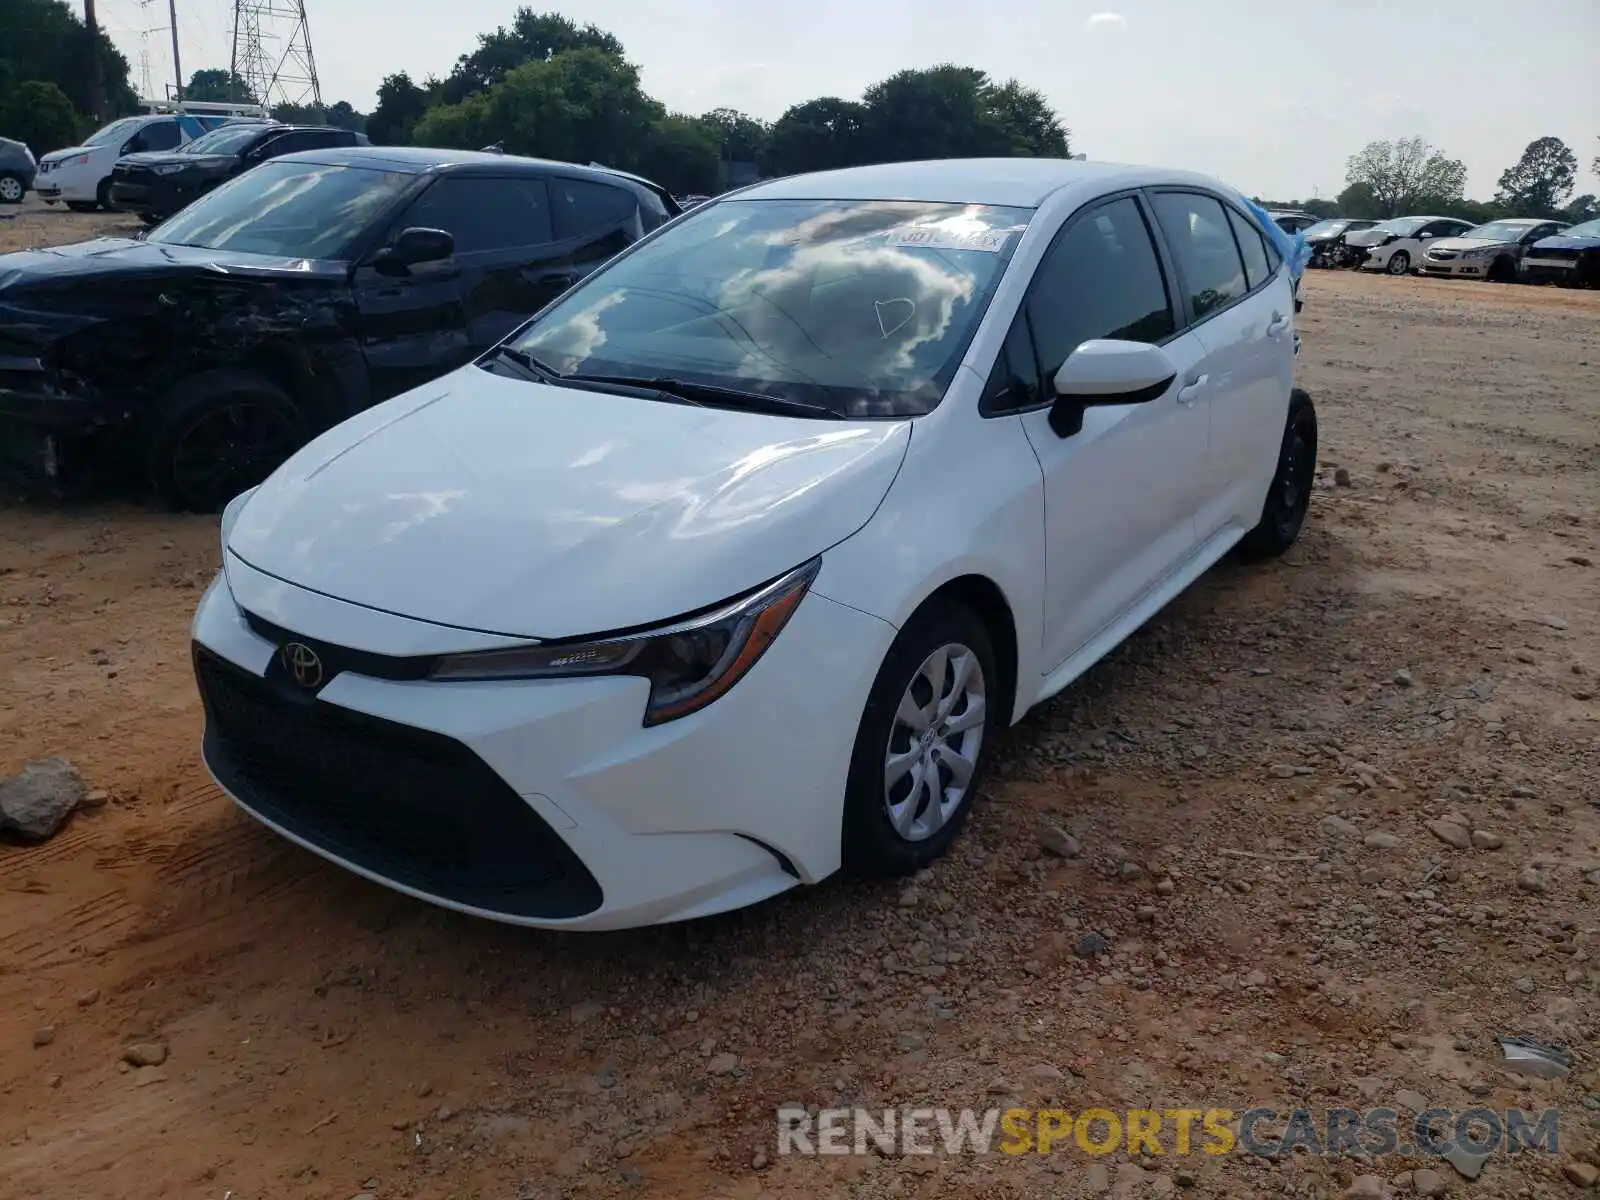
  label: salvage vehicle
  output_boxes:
[33,111,258,211]
[1521,217,1600,287]
[1418,217,1569,281]
[0,146,680,509]
[111,122,368,223]
[1302,217,1376,267]
[1345,215,1475,275]
[193,158,1316,930]
[1266,209,1319,234]
[0,137,37,204]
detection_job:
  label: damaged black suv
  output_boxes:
[0,145,678,510]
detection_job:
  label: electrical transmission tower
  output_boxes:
[229,0,323,115]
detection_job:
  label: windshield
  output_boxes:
[1555,218,1600,239]
[83,118,142,147]
[1462,221,1537,242]
[181,124,273,155]
[1303,219,1350,237]
[1372,217,1429,235]
[508,198,1032,418]
[147,160,413,259]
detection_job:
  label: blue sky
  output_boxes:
[100,0,1600,201]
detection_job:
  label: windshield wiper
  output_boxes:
[482,344,558,379]
[481,350,708,407]
[566,374,843,419]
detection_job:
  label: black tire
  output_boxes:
[65,201,97,213]
[1385,251,1410,276]
[142,370,311,512]
[1487,256,1516,283]
[0,171,25,204]
[95,178,113,211]
[1239,388,1318,559]
[842,599,1000,877]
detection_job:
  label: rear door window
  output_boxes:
[550,178,639,240]
[1225,207,1273,290]
[398,176,553,253]
[1151,192,1248,320]
[140,120,182,152]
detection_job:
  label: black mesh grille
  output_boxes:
[194,644,602,919]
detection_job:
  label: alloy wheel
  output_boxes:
[168,400,302,510]
[883,642,987,842]
[1386,252,1410,275]
[0,176,23,203]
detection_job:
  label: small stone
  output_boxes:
[1394,668,1415,688]
[1174,1168,1196,1189]
[0,757,88,840]
[1513,976,1536,995]
[1269,764,1299,778]
[1465,1078,1492,1098]
[894,1032,925,1052]
[708,1052,739,1075]
[569,1000,603,1025]
[1117,861,1143,882]
[1334,468,1353,487]
[1535,614,1570,629]
[32,1026,56,1048]
[46,1073,62,1088]
[897,885,919,907]
[435,1105,455,1122]
[1039,827,1081,858]
[1442,1141,1489,1179]
[1364,831,1402,849]
[986,1077,1020,1096]
[1155,878,1175,897]
[1030,1063,1064,1082]
[1322,814,1363,839]
[1517,867,1548,894]
[82,789,109,809]
[752,1147,769,1171]
[1344,1174,1384,1198]
[1412,1168,1447,1196]
[1471,830,1503,850]
[1562,1162,1600,1188]
[1425,819,1470,850]
[76,989,100,1007]
[1076,932,1110,958]
[1395,1090,1428,1112]
[1085,1162,1111,1192]
[1136,905,1158,923]
[122,1041,168,1067]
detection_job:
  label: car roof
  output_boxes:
[738,158,1240,208]
[272,145,665,189]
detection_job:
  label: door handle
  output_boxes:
[1267,312,1290,337]
[1177,375,1207,406]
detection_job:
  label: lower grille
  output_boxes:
[194,644,603,919]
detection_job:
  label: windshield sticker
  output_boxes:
[881,227,1012,253]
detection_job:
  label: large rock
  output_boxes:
[0,758,87,840]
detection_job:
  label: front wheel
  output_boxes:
[842,601,999,877]
[1238,388,1318,559]
[1385,251,1411,275]
[143,371,311,512]
[0,172,24,204]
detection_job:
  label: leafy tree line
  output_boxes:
[362,10,1069,194]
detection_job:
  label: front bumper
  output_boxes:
[1418,255,1492,278]
[191,555,897,930]
[0,361,122,485]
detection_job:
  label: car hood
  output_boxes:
[1534,233,1600,251]
[119,151,233,170]
[39,144,96,164]
[226,367,913,638]
[0,238,346,291]
[1428,236,1513,252]
[1342,228,1405,247]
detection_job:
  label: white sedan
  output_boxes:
[1345,215,1475,275]
[193,158,1315,930]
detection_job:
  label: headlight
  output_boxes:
[219,486,257,556]
[152,164,186,176]
[71,155,89,167]
[430,557,820,726]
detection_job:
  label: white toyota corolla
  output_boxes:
[193,158,1316,930]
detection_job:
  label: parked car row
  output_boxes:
[33,110,263,211]
[1303,212,1592,285]
[0,146,681,508]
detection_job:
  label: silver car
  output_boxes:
[0,136,37,204]
[1419,218,1570,282]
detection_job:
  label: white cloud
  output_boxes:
[1085,12,1127,29]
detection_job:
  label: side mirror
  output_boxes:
[1048,340,1178,438]
[1419,232,1433,240]
[373,226,454,275]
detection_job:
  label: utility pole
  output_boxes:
[84,0,106,119]
[168,0,183,100]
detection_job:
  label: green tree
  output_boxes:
[761,97,867,175]
[1343,137,1467,216]
[185,67,254,103]
[1494,136,1578,217]
[987,80,1070,157]
[695,107,769,163]
[1335,181,1380,218]
[858,66,1007,162]
[637,114,721,194]
[475,48,660,166]
[439,9,625,104]
[0,0,137,119]
[1562,194,1598,223]
[367,72,430,145]
[0,79,81,154]
[411,91,491,149]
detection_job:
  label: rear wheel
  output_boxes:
[95,178,113,212]
[1487,256,1517,283]
[143,371,311,512]
[1239,389,1318,559]
[842,600,999,878]
[0,172,24,204]
[1385,250,1411,275]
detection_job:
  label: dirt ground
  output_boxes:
[2,207,1598,1200]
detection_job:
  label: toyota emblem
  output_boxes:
[282,642,324,689]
